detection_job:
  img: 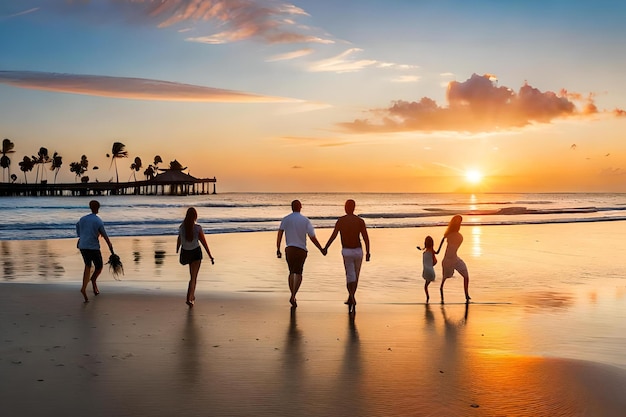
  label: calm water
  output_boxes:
[1,192,626,240]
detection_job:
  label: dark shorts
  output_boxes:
[180,247,202,265]
[285,246,307,275]
[80,249,103,270]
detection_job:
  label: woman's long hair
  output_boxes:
[183,207,198,242]
[444,215,462,237]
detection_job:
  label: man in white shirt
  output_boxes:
[76,200,114,303]
[276,200,325,307]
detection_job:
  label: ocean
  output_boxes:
[1,192,626,241]
[1,192,626,370]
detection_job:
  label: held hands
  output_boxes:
[321,247,327,256]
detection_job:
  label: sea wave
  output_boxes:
[2,193,626,240]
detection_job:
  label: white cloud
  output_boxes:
[391,75,421,83]
[266,48,314,62]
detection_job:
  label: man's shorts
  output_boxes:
[442,257,467,279]
[80,249,103,270]
[285,246,307,274]
[341,247,363,283]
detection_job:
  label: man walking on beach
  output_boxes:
[277,200,325,307]
[324,199,370,313]
[77,200,114,303]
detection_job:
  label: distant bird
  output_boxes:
[570,144,577,150]
[605,153,610,157]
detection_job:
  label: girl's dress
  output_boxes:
[422,250,436,282]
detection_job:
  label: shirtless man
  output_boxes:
[324,199,371,312]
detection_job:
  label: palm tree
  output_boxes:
[32,147,50,183]
[143,155,163,181]
[107,142,128,183]
[1,138,15,182]
[18,156,35,183]
[143,165,155,180]
[153,155,162,169]
[69,155,89,182]
[50,152,63,184]
[130,156,142,181]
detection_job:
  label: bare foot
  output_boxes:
[91,281,99,296]
[186,300,194,307]
[81,289,89,303]
[289,297,297,308]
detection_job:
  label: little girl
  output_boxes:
[417,236,437,303]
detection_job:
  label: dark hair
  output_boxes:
[89,200,100,213]
[183,207,198,242]
[345,199,356,214]
[291,200,302,212]
[444,215,463,237]
[424,235,434,249]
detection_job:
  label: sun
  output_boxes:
[465,169,483,184]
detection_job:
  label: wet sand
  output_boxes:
[2,224,626,416]
[1,283,626,417]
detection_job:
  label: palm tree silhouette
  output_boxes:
[50,152,63,184]
[69,155,89,182]
[107,142,128,183]
[18,156,34,183]
[32,147,50,183]
[130,156,142,181]
[143,155,163,181]
[1,138,15,182]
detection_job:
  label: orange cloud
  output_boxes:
[340,73,617,133]
[57,0,331,45]
[0,71,298,103]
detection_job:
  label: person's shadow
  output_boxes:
[327,313,365,416]
[281,307,306,411]
[179,308,200,384]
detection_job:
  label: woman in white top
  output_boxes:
[438,215,471,303]
[176,207,214,307]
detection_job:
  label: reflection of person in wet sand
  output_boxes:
[438,215,471,303]
[76,200,114,303]
[324,199,371,313]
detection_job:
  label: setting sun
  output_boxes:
[465,169,484,184]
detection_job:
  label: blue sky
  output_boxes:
[1,1,626,192]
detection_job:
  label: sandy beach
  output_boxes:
[2,224,626,416]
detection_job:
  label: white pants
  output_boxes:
[342,247,363,283]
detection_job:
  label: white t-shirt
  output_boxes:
[279,212,316,251]
[179,223,202,250]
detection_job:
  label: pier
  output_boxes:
[0,172,216,197]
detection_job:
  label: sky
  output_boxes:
[1,0,626,193]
